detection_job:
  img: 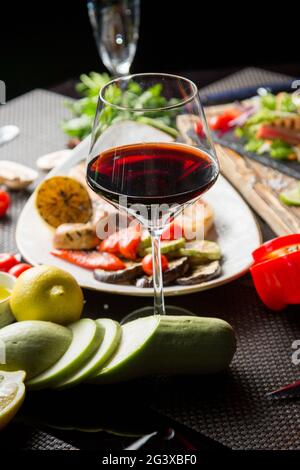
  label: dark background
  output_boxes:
[1,0,300,99]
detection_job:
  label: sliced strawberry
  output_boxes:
[51,249,125,271]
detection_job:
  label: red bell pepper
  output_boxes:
[161,221,183,241]
[209,110,241,132]
[118,224,141,260]
[250,234,300,310]
[51,249,125,271]
[98,232,120,254]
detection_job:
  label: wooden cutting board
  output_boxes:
[215,145,300,235]
[177,114,300,236]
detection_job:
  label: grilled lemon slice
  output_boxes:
[35,176,92,228]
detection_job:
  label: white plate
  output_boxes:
[16,137,261,297]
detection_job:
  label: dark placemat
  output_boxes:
[200,66,295,96]
[1,68,300,450]
[0,89,71,252]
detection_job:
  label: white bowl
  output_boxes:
[0,272,16,328]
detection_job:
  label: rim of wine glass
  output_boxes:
[99,72,199,112]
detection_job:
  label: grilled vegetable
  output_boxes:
[51,249,125,271]
[35,176,92,229]
[53,223,99,250]
[118,225,141,260]
[177,260,221,285]
[178,240,221,263]
[136,257,189,287]
[94,262,143,284]
[142,254,169,276]
[98,232,120,254]
[140,238,185,257]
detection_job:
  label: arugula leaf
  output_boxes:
[261,93,276,110]
[269,139,293,159]
[277,92,297,113]
[244,139,265,153]
[62,72,179,139]
[61,115,93,139]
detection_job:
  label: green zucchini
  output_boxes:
[139,238,186,257]
[178,240,221,263]
[89,315,236,384]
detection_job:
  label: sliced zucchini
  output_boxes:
[140,238,186,257]
[178,240,221,263]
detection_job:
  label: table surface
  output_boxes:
[1,67,300,450]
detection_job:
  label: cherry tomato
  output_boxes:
[209,110,240,132]
[142,254,169,276]
[119,225,141,260]
[0,190,10,217]
[8,263,32,278]
[98,232,120,254]
[0,253,19,272]
[161,221,183,241]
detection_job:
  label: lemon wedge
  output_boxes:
[0,370,26,430]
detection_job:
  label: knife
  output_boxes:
[266,379,300,399]
[0,125,20,147]
[200,81,295,106]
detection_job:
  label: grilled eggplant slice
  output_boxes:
[177,260,221,285]
[94,262,143,284]
[135,257,189,288]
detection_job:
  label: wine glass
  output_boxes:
[87,0,140,76]
[86,73,219,320]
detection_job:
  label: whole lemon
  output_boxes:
[10,265,84,325]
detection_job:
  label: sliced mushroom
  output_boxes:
[0,160,38,189]
[177,260,221,285]
[36,149,72,171]
[135,257,190,288]
[94,262,143,284]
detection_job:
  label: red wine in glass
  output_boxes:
[86,73,219,321]
[87,142,218,212]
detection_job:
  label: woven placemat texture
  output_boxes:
[0,89,70,252]
[200,66,294,95]
[147,277,300,450]
[1,68,300,450]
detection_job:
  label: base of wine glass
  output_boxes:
[121,305,195,325]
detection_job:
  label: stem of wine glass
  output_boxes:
[150,230,166,316]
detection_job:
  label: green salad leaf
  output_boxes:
[62,72,179,140]
[234,91,298,160]
[269,139,293,159]
[277,92,297,113]
[261,93,276,110]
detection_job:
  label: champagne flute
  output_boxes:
[86,73,219,319]
[87,0,140,76]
